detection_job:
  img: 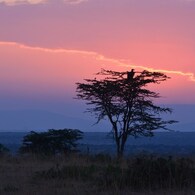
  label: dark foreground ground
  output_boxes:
[0,153,195,195]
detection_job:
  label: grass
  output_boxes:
[0,153,195,194]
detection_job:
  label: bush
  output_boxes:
[19,129,83,155]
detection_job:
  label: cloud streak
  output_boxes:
[0,0,87,6]
[63,0,88,4]
[0,0,47,5]
[1,0,193,6]
[0,41,195,82]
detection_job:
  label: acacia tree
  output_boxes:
[19,129,83,155]
[76,69,176,158]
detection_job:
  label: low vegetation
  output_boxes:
[0,153,195,194]
[0,143,9,155]
[0,128,194,194]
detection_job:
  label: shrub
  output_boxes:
[19,129,83,155]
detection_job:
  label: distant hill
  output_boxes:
[0,110,110,132]
[0,104,195,132]
[163,104,195,132]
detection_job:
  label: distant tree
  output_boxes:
[76,69,177,158]
[19,129,83,155]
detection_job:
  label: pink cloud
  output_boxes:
[0,41,195,105]
[0,0,46,5]
[0,0,88,6]
[1,41,194,82]
[0,0,195,104]
[63,0,88,4]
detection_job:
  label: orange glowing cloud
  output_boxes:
[1,41,194,82]
[0,41,195,104]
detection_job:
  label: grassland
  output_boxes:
[0,153,195,195]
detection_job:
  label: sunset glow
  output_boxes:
[0,0,195,130]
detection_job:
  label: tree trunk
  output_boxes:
[115,137,121,159]
[116,133,127,159]
[117,148,124,159]
[116,140,124,159]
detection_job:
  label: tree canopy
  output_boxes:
[76,69,177,157]
[19,129,83,155]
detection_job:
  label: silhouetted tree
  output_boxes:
[76,69,177,158]
[19,129,83,155]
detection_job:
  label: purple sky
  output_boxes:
[0,0,195,131]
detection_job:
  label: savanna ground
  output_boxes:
[0,153,195,195]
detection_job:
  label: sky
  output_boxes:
[0,0,195,131]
